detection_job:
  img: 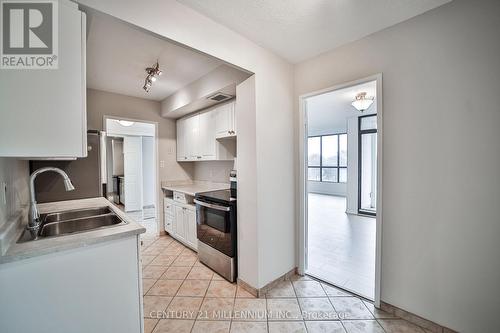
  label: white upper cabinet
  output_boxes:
[198,110,216,160]
[215,101,236,139]
[0,1,87,158]
[176,119,186,161]
[176,101,236,162]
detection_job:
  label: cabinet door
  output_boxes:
[198,111,216,160]
[0,2,87,158]
[185,208,197,250]
[185,115,200,160]
[164,213,174,234]
[176,119,186,161]
[174,205,186,241]
[215,102,234,138]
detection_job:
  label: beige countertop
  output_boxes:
[161,181,230,196]
[0,197,145,265]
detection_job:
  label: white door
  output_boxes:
[185,208,197,249]
[174,205,186,241]
[123,136,143,212]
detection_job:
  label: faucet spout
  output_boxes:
[28,167,75,238]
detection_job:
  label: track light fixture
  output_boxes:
[143,61,162,92]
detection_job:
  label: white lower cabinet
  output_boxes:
[164,198,174,234]
[164,198,197,251]
[184,208,197,249]
[174,205,187,242]
[165,214,174,234]
[0,236,143,333]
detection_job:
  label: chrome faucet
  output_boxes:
[28,167,75,237]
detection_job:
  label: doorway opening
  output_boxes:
[299,76,382,302]
[104,117,158,236]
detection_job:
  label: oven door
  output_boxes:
[194,198,235,257]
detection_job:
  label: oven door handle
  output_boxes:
[194,199,231,212]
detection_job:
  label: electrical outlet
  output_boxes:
[160,160,165,168]
[0,182,6,205]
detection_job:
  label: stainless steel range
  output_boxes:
[194,189,237,282]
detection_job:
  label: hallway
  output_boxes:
[140,234,429,333]
[307,193,376,300]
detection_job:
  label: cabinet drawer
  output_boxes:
[173,191,187,204]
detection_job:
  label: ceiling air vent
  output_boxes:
[208,92,233,102]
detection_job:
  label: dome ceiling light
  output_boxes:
[351,92,374,112]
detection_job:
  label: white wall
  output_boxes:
[77,0,295,289]
[87,89,193,233]
[236,76,259,286]
[0,158,29,229]
[142,137,155,207]
[346,117,358,214]
[106,119,155,137]
[294,0,500,331]
[161,64,250,118]
[112,139,124,176]
[308,181,346,197]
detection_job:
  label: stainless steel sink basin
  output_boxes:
[42,207,113,223]
[40,214,123,237]
[17,206,126,243]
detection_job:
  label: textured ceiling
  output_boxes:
[86,10,223,101]
[178,0,451,63]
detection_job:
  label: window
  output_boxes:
[307,134,347,183]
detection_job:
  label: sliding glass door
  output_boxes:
[358,115,377,215]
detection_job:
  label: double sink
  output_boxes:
[18,206,127,242]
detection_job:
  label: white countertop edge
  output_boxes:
[0,197,146,265]
[161,181,230,196]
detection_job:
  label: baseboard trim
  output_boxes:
[237,267,297,298]
[236,278,259,297]
[380,301,457,333]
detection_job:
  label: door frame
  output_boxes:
[103,115,161,235]
[298,74,383,306]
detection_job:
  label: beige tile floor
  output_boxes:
[140,234,427,333]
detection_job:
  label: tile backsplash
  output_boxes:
[0,158,29,228]
[193,160,234,183]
